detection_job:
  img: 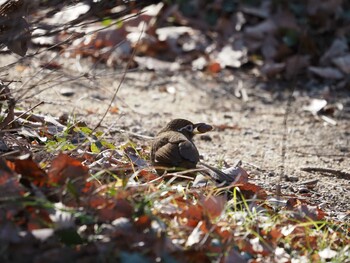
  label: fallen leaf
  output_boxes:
[216,45,247,68]
[222,166,249,183]
[185,221,203,247]
[109,106,119,114]
[308,66,344,80]
[48,153,89,185]
[137,169,159,182]
[200,195,226,219]
[51,3,90,24]
[261,62,285,78]
[234,182,267,200]
[31,228,55,241]
[12,157,47,186]
[320,38,348,65]
[0,159,24,198]
[192,56,207,70]
[244,19,277,40]
[303,99,327,115]
[286,198,326,221]
[332,54,350,74]
[134,56,180,71]
[207,62,221,73]
[214,123,240,131]
[97,198,134,221]
[318,247,338,260]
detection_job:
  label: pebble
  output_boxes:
[60,87,75,97]
[298,187,310,194]
[200,135,212,141]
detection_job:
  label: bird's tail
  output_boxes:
[197,162,234,185]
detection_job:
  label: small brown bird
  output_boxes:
[151,119,235,184]
[151,119,213,169]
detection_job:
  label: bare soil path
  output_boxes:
[2,52,349,220]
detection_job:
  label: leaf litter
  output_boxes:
[0,0,349,262]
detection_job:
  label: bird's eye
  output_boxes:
[179,124,193,132]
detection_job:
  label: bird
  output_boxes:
[151,119,234,184]
[0,0,30,56]
[151,119,213,169]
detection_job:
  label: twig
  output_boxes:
[300,167,350,178]
[111,128,153,140]
[242,161,266,172]
[92,23,144,132]
[4,101,44,128]
[296,179,319,185]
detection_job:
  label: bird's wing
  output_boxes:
[152,132,199,166]
[154,142,182,165]
[178,140,199,163]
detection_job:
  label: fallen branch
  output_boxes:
[300,167,350,179]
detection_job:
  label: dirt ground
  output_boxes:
[2,52,349,221]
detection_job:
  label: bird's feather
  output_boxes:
[151,131,199,168]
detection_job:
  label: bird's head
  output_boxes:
[158,119,213,139]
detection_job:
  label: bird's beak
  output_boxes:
[193,123,213,134]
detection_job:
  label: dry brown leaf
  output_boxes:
[244,19,277,40]
[320,38,348,65]
[222,166,249,184]
[200,195,226,219]
[241,2,270,19]
[308,66,344,79]
[273,9,300,30]
[0,159,24,199]
[214,123,240,131]
[48,153,89,184]
[96,198,134,222]
[234,182,267,200]
[261,62,285,78]
[207,62,221,73]
[12,157,47,186]
[332,54,350,74]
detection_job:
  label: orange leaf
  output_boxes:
[0,159,24,198]
[97,199,133,222]
[12,157,47,186]
[135,215,152,230]
[138,169,159,182]
[207,62,221,73]
[200,195,227,219]
[234,182,267,200]
[48,153,89,184]
[108,106,119,114]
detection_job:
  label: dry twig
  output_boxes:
[300,167,350,179]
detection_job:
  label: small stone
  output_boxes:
[267,172,275,177]
[285,175,299,182]
[60,87,75,97]
[298,187,310,194]
[200,135,212,141]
